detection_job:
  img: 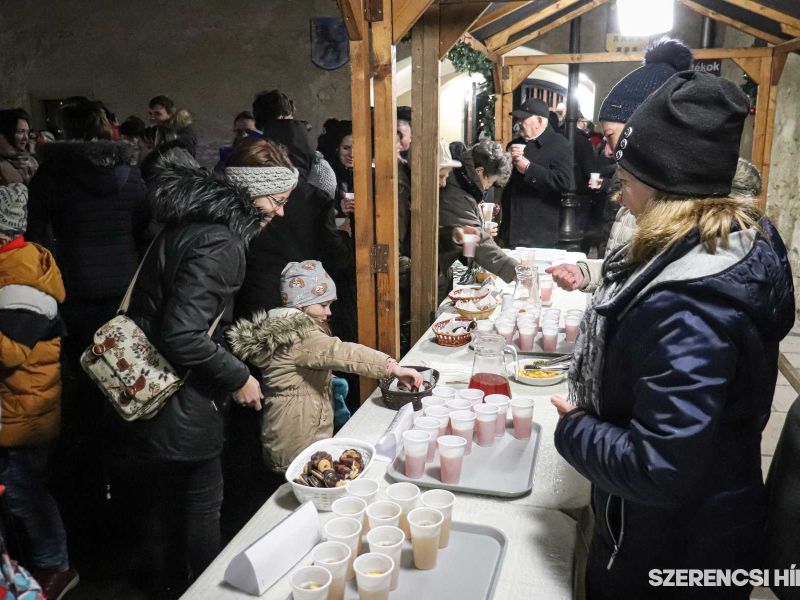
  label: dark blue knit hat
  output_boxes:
[598,38,693,124]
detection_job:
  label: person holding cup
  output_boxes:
[438,140,519,302]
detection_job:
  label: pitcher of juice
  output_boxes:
[468,334,513,397]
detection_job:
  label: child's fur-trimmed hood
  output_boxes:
[227,308,321,362]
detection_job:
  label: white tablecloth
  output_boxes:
[182,250,592,599]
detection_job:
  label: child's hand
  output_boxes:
[392,365,423,391]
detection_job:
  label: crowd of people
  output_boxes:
[0,33,795,600]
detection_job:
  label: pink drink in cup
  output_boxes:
[565,315,581,343]
[421,396,445,413]
[540,278,553,303]
[402,430,431,479]
[495,318,515,345]
[510,396,535,439]
[431,385,456,401]
[414,416,440,461]
[449,409,476,454]
[445,398,472,413]
[473,404,499,447]
[541,324,558,352]
[517,322,536,351]
[424,405,451,437]
[457,388,485,406]
[437,435,467,484]
[484,394,510,437]
[461,233,479,258]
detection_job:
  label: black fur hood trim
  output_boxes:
[148,160,264,248]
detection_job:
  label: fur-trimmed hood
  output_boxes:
[147,159,264,247]
[38,139,137,168]
[228,307,320,362]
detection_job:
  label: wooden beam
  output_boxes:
[439,1,492,59]
[760,52,784,211]
[720,0,800,34]
[470,1,533,33]
[732,56,762,80]
[372,0,401,358]
[499,66,514,148]
[775,36,800,55]
[494,0,608,56]
[461,32,500,63]
[677,0,785,45]
[337,0,365,40]
[492,63,504,141]
[510,65,537,90]
[410,6,441,344]
[751,56,770,208]
[393,0,436,44]
[502,46,772,66]
[349,21,378,400]
[779,352,800,394]
[485,0,584,52]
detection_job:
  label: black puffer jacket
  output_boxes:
[27,140,148,301]
[108,162,260,463]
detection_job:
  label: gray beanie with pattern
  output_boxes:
[0,184,28,240]
[281,260,338,308]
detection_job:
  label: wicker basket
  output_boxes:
[379,366,440,411]
[455,305,496,320]
[433,318,473,347]
[448,286,489,303]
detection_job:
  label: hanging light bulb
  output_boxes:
[617,0,674,37]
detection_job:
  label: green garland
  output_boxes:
[447,42,495,140]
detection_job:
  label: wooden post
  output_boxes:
[751,56,771,206]
[348,9,379,400]
[492,63,504,142]
[760,51,786,210]
[499,66,514,148]
[410,6,441,344]
[372,0,401,358]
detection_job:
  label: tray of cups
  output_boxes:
[288,487,507,600]
[386,394,542,498]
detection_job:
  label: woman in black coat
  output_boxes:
[552,72,795,599]
[109,138,297,596]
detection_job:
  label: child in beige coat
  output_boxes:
[229,260,422,472]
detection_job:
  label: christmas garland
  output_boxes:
[447,41,496,139]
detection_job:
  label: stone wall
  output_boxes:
[0,0,351,166]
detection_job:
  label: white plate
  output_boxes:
[513,362,567,386]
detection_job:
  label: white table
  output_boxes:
[182,251,592,599]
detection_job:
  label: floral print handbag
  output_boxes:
[80,238,222,421]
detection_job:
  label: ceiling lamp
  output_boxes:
[617,0,674,37]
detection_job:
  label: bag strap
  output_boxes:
[118,234,161,315]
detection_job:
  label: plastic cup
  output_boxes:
[290,565,332,600]
[589,172,601,187]
[462,233,479,258]
[565,315,581,343]
[407,507,444,570]
[510,396,535,440]
[501,292,514,311]
[481,202,494,222]
[542,325,559,352]
[484,394,510,436]
[437,435,467,484]
[458,388,485,406]
[475,320,494,334]
[414,416,440,461]
[335,217,347,228]
[402,430,431,479]
[449,409,476,454]
[346,478,379,506]
[386,482,420,539]
[510,143,526,156]
[566,309,584,318]
[420,489,455,549]
[495,319,515,345]
[473,404,499,447]
[366,526,404,591]
[332,497,367,531]
[366,501,402,530]
[324,517,362,580]
[540,278,553,303]
[445,398,472,413]
[421,396,445,413]
[312,541,351,600]
[424,405,451,437]
[484,220,496,234]
[544,308,561,321]
[431,386,456,401]
[353,552,394,600]
[517,323,536,351]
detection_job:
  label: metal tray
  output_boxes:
[342,521,507,600]
[386,423,541,498]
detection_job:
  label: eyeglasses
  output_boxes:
[267,194,289,207]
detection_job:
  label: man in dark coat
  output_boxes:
[500,98,572,248]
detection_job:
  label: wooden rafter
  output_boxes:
[484,0,584,52]
[494,0,608,55]
[470,1,533,33]
[775,36,800,55]
[461,32,499,62]
[439,1,492,59]
[393,0,436,44]
[502,46,772,66]
[720,0,800,36]
[337,0,364,41]
[677,0,785,45]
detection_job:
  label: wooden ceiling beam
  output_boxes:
[393,0,436,44]
[484,0,584,52]
[470,1,533,33]
[439,1,492,59]
[494,0,608,55]
[720,0,800,33]
[461,31,500,62]
[677,0,785,45]
[775,36,800,55]
[336,0,364,40]
[502,46,772,66]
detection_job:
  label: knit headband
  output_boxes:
[225,166,299,198]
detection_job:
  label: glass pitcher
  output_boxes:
[512,264,541,311]
[468,334,514,397]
